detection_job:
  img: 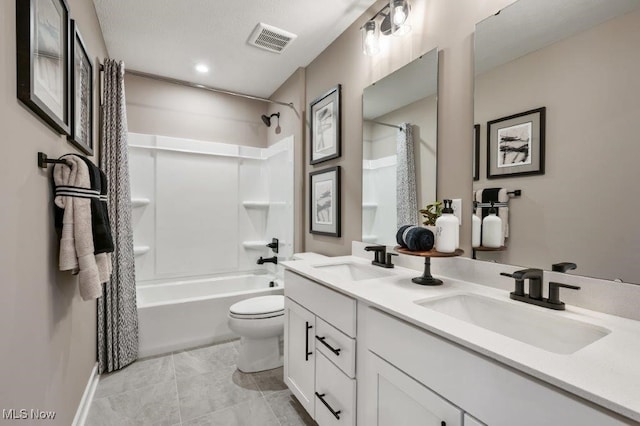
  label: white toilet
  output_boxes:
[228,295,285,373]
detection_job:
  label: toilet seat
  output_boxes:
[229,295,284,320]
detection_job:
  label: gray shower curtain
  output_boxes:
[396,123,419,227]
[98,59,138,373]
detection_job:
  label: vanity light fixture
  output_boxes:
[361,0,411,56]
[362,20,381,56]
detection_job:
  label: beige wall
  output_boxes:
[125,74,268,147]
[473,9,640,282]
[268,68,306,253]
[300,0,516,255]
[0,1,108,424]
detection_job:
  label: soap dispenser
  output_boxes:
[472,201,482,248]
[481,201,502,248]
[435,199,459,253]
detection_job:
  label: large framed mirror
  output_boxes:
[473,0,640,283]
[362,48,438,245]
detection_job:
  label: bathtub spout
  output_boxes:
[257,256,278,265]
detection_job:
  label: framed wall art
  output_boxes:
[487,107,545,179]
[473,124,480,181]
[309,84,341,164]
[68,20,93,155]
[309,166,341,237]
[16,0,71,135]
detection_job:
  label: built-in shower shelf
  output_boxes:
[134,246,151,256]
[242,201,270,209]
[363,203,378,209]
[131,198,151,207]
[362,235,378,243]
[242,241,269,250]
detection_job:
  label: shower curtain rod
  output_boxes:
[364,119,403,131]
[99,64,295,110]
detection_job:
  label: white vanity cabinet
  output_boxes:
[284,271,357,425]
[359,306,631,426]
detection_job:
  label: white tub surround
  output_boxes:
[282,250,640,424]
[137,274,283,357]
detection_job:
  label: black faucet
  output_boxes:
[552,262,577,273]
[364,245,397,268]
[501,268,580,310]
[266,238,279,254]
[257,256,278,265]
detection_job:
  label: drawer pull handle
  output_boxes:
[316,336,341,356]
[315,392,341,420]
[305,322,313,361]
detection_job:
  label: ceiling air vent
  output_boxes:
[248,23,297,54]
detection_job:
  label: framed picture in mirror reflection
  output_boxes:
[487,107,545,179]
[310,85,341,164]
[309,166,341,237]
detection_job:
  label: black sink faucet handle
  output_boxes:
[501,272,525,296]
[548,282,581,306]
[364,245,386,264]
[386,252,398,268]
[552,262,577,273]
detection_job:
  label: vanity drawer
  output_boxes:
[285,270,356,337]
[315,317,356,378]
[315,351,356,426]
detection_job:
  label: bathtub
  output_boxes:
[137,273,283,357]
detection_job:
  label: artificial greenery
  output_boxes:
[419,201,443,226]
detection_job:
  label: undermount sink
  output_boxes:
[415,293,610,354]
[312,262,395,281]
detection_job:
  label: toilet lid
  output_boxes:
[230,295,284,317]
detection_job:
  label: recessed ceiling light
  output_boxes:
[195,63,209,73]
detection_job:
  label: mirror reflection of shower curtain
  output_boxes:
[396,123,419,227]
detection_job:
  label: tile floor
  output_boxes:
[86,340,316,426]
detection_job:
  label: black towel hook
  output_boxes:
[38,152,71,169]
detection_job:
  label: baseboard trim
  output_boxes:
[72,362,99,426]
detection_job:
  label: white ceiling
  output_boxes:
[93,0,378,98]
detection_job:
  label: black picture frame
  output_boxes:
[309,166,341,237]
[16,0,71,135]
[487,107,546,179]
[473,124,480,181]
[310,85,341,165]
[68,20,93,155]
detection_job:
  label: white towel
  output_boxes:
[474,188,509,245]
[53,156,103,300]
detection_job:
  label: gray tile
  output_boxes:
[265,390,317,426]
[177,366,262,422]
[94,355,175,399]
[182,398,279,426]
[85,380,180,426]
[173,341,238,380]
[252,367,287,395]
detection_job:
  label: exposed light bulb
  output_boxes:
[362,20,380,56]
[393,6,407,25]
[195,63,209,73]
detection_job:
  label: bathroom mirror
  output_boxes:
[473,0,640,283]
[362,48,438,245]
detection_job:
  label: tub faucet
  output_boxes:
[257,256,278,265]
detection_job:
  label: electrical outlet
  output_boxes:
[451,199,462,225]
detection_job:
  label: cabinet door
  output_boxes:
[362,351,462,426]
[284,297,316,417]
[315,351,356,426]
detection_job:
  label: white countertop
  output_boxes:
[282,255,640,423]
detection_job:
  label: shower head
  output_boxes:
[261,112,280,127]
